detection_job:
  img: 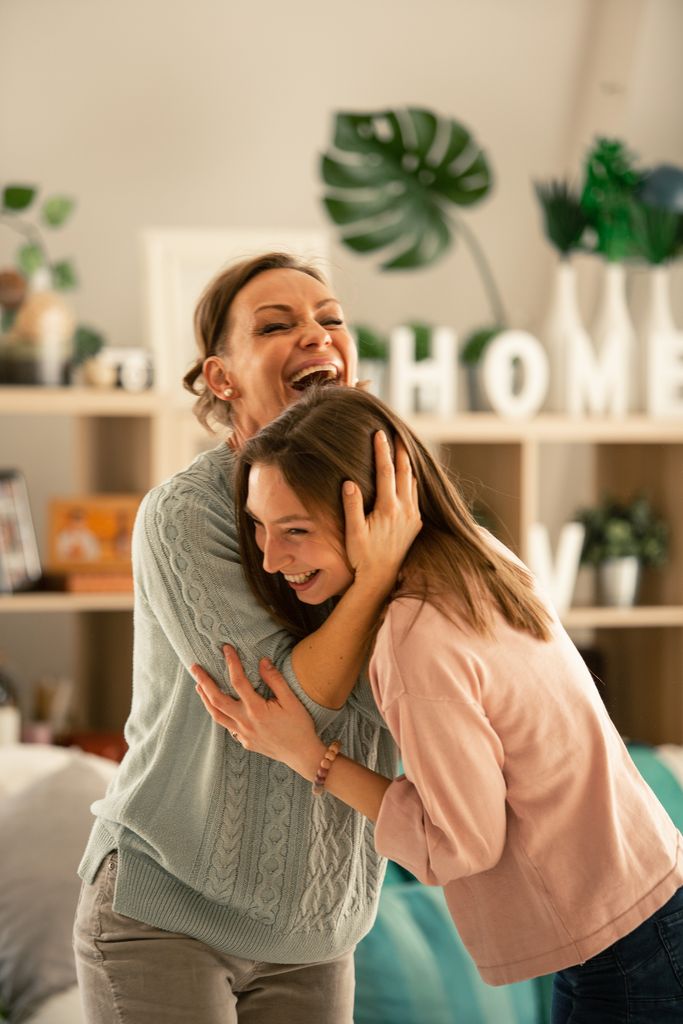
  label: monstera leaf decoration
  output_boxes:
[321,108,492,271]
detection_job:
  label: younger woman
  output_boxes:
[194,384,683,1023]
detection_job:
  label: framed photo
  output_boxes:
[0,470,42,592]
[47,495,141,574]
[143,227,330,398]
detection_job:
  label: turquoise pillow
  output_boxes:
[627,743,683,832]
[354,880,540,1024]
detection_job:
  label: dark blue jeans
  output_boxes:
[551,887,683,1023]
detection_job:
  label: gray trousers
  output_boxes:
[73,853,355,1024]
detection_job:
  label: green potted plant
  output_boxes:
[574,495,669,607]
[0,183,105,384]
[319,107,508,408]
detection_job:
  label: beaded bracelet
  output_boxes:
[312,739,342,797]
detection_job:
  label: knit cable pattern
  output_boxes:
[248,761,295,924]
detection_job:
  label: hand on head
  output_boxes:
[342,431,422,593]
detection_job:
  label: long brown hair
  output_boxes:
[235,385,553,642]
[183,252,327,431]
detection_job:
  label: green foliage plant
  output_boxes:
[321,107,508,367]
[72,324,106,366]
[1,184,77,288]
[353,324,388,361]
[1,182,106,368]
[460,324,504,366]
[629,201,682,264]
[579,139,644,262]
[534,179,588,258]
[352,321,436,363]
[629,165,683,265]
[575,495,668,568]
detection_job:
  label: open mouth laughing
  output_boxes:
[287,362,340,391]
[283,569,320,591]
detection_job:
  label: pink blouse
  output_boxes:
[369,593,683,985]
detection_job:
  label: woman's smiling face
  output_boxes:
[210,268,357,441]
[246,463,354,604]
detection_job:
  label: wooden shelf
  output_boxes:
[2,391,681,441]
[4,595,680,627]
[408,413,683,444]
[563,606,683,629]
[3,389,683,740]
[0,386,164,416]
[0,592,134,612]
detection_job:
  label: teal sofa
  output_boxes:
[1,743,682,1024]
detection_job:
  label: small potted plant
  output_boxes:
[0,183,106,385]
[574,495,669,607]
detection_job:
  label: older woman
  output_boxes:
[73,253,420,1024]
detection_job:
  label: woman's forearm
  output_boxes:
[283,435,422,709]
[296,735,392,821]
[291,574,390,709]
[194,646,393,819]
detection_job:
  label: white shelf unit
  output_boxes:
[413,413,683,745]
[0,387,213,729]
[2,388,682,742]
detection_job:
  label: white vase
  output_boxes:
[539,260,590,412]
[642,264,677,336]
[590,262,638,413]
[12,269,75,386]
[597,556,641,607]
[641,265,683,416]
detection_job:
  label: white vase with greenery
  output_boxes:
[533,180,590,413]
[539,259,591,412]
[590,261,638,413]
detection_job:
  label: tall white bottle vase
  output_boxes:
[539,259,590,412]
[641,264,683,418]
[590,261,638,413]
[642,264,676,335]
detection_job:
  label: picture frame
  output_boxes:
[0,470,42,593]
[142,227,330,398]
[47,495,141,574]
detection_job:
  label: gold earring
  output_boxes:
[223,386,235,399]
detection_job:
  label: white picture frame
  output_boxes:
[142,227,331,398]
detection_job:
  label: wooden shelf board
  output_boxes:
[2,594,682,629]
[562,606,683,629]
[0,592,134,612]
[1,392,682,440]
[408,414,683,444]
[0,386,163,417]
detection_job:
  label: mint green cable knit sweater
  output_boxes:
[79,443,395,963]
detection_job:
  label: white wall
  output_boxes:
[4,0,680,349]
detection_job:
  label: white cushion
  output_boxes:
[0,743,116,799]
[22,984,84,1024]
